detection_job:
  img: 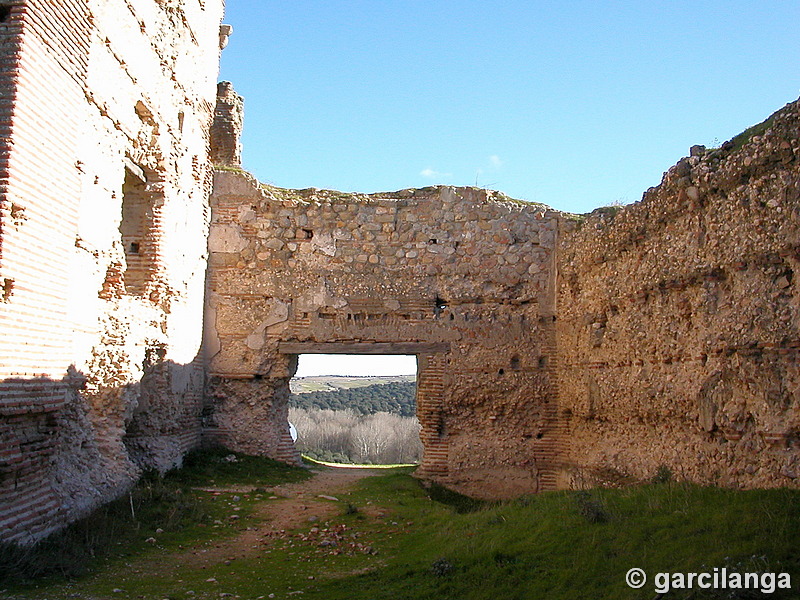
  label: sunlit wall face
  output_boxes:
[293,354,417,378]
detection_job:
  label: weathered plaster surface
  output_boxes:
[0,0,225,544]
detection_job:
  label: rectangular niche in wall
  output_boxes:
[119,162,154,295]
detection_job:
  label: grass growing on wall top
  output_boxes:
[728,112,778,153]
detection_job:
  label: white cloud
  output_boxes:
[488,155,503,168]
[420,167,451,179]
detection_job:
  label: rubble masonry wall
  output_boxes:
[557,99,800,488]
[205,171,566,498]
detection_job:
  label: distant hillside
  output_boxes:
[290,374,416,394]
[289,380,417,417]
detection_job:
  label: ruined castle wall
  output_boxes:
[206,171,564,498]
[0,0,225,544]
[557,99,800,488]
[210,81,244,168]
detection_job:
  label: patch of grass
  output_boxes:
[593,204,625,220]
[304,479,800,600]
[652,464,673,484]
[0,470,211,583]
[7,468,800,600]
[0,448,309,589]
[728,113,777,152]
[213,164,247,173]
[425,481,488,514]
[302,455,418,469]
[574,490,609,523]
[168,446,312,487]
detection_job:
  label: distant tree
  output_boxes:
[289,381,417,417]
[288,407,423,465]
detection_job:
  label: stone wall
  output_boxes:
[557,98,800,488]
[205,171,565,498]
[207,85,800,497]
[3,2,799,543]
[0,0,225,544]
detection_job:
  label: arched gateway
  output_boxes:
[203,170,566,498]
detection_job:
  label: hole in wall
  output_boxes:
[134,100,154,123]
[2,278,13,302]
[538,356,548,369]
[0,6,12,23]
[510,355,521,370]
[498,368,505,375]
[302,228,313,239]
[289,354,421,466]
[10,203,24,223]
[776,267,793,289]
[120,163,158,295]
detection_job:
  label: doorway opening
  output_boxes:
[288,354,422,466]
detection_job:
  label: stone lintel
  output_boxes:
[278,342,450,355]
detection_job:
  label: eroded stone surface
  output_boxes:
[2,2,799,546]
[205,174,563,497]
[557,98,800,489]
[205,91,800,498]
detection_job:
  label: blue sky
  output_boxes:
[219,1,799,215]
[218,2,798,377]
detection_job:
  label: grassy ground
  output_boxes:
[0,448,310,588]
[2,454,799,600]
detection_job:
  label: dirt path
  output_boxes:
[182,466,382,568]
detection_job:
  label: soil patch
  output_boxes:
[179,466,381,568]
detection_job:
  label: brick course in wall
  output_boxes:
[206,84,800,498]
[0,0,225,544]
